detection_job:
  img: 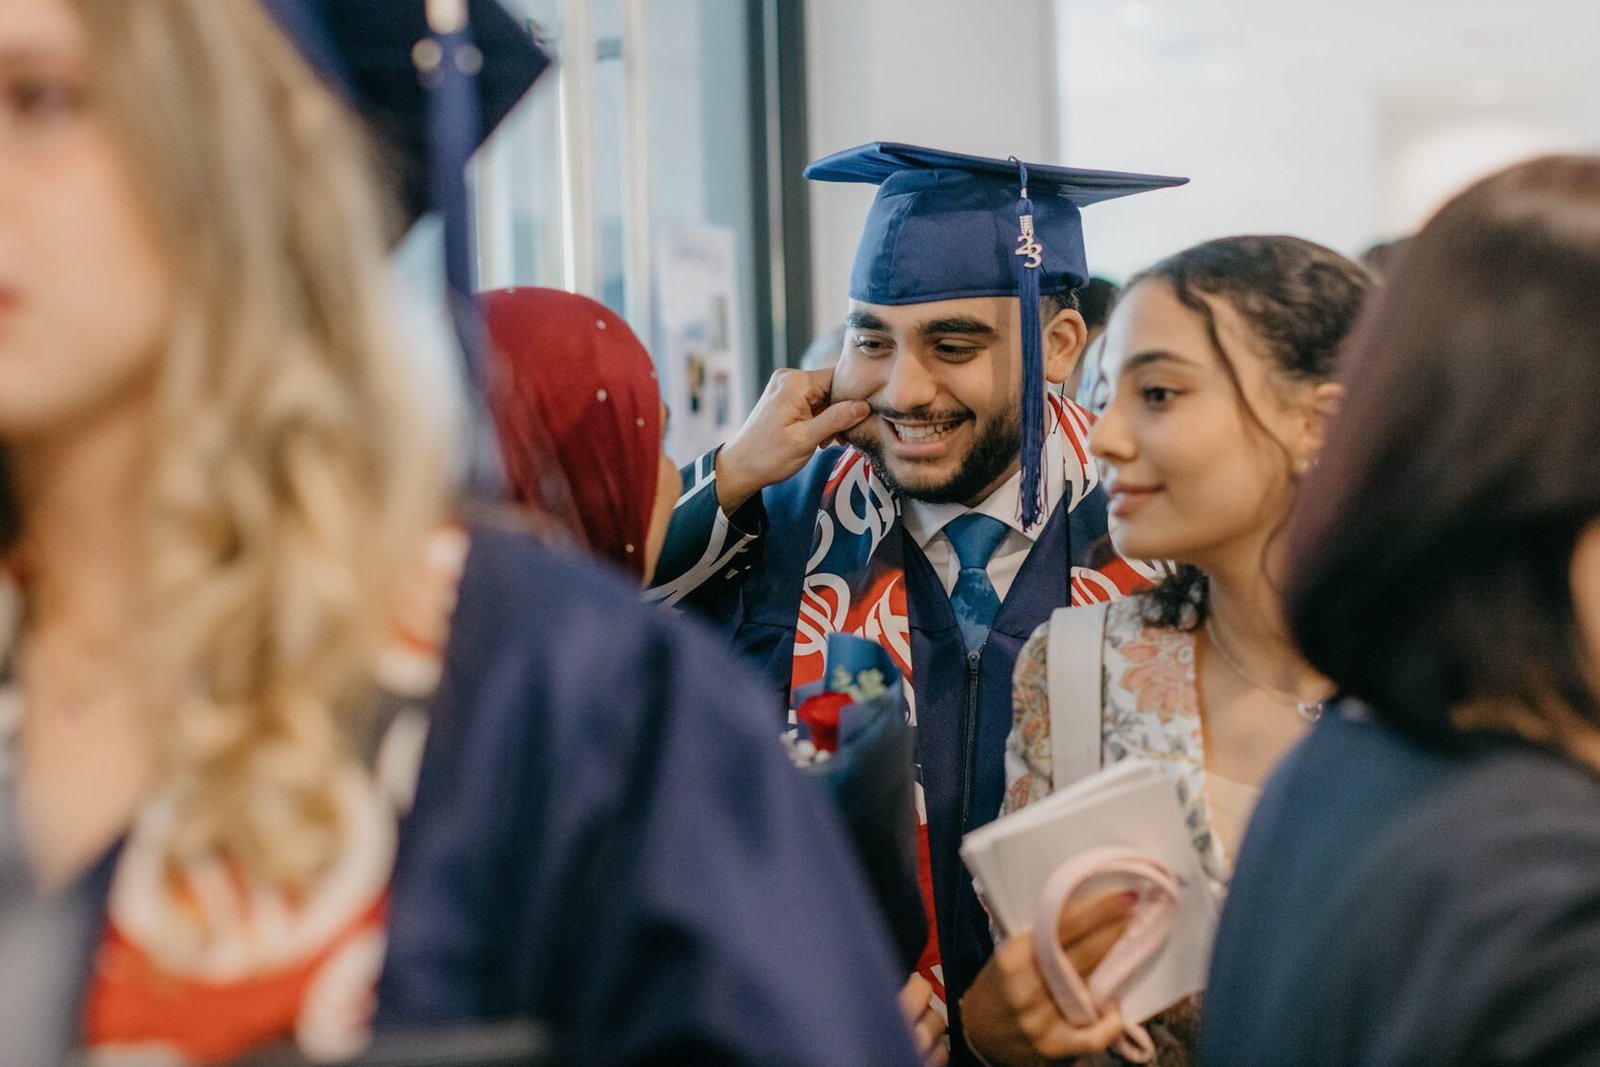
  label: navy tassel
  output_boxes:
[1012,159,1046,529]
[423,3,507,499]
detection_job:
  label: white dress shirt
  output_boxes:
[899,459,1065,603]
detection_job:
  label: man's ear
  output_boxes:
[1043,307,1088,386]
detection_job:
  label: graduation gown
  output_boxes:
[381,523,920,1064]
[68,523,918,1067]
[650,396,1150,1055]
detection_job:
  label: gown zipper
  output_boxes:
[958,647,982,838]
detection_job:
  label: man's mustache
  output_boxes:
[863,406,974,423]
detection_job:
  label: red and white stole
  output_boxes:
[787,394,1152,1010]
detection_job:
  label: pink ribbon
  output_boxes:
[1032,847,1179,1064]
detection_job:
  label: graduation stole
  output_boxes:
[788,394,1146,1000]
[789,393,1134,701]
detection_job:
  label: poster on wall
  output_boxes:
[654,224,746,460]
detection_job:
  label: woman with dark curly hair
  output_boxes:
[959,235,1371,1066]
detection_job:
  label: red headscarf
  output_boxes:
[483,287,663,581]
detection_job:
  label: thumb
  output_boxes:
[805,399,871,442]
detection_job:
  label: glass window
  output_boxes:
[472,0,765,456]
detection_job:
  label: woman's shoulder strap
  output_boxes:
[1045,601,1112,791]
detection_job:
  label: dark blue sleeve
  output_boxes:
[646,448,767,622]
[1204,716,1600,1067]
[379,525,919,1067]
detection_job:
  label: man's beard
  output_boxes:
[843,400,1021,506]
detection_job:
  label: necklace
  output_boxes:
[1203,619,1330,723]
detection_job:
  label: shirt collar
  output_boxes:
[900,461,1059,550]
[891,394,1085,550]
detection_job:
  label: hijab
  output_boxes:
[483,287,663,581]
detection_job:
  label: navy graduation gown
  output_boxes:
[902,500,1081,1020]
[374,522,919,1065]
[653,447,1111,1057]
[60,522,915,1066]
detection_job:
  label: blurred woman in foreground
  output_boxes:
[0,0,917,1062]
[1203,156,1600,1064]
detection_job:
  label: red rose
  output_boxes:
[796,691,850,754]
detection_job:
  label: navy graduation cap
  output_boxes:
[805,142,1186,528]
[262,0,550,227]
[262,0,552,494]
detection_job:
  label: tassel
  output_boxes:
[1012,159,1046,529]
[424,5,507,500]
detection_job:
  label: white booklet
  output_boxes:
[959,759,1221,1024]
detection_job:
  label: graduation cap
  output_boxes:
[263,0,552,495]
[262,0,550,227]
[805,142,1186,528]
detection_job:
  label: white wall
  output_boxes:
[1059,64,1382,281]
[1056,0,1600,280]
[803,0,1061,338]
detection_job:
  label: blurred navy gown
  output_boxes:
[70,522,918,1066]
[375,523,918,1064]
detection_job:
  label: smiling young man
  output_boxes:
[649,143,1183,1062]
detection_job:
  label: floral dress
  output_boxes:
[1003,595,1261,1066]
[0,526,469,1065]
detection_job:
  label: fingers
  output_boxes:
[1013,981,1127,1061]
[993,931,1035,964]
[898,974,933,1021]
[1056,888,1135,979]
[967,937,1126,1065]
[718,365,866,507]
[912,1009,948,1064]
[767,366,865,436]
[1033,1004,1127,1061]
[899,974,948,1067]
[1064,909,1133,976]
[798,364,838,397]
[769,365,837,413]
[1086,1005,1127,1048]
[992,933,1053,1018]
[807,399,871,442]
[1057,888,1135,947]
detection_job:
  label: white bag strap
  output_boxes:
[1045,602,1110,790]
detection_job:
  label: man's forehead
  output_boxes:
[846,296,1016,333]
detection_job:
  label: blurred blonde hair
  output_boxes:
[56,0,447,892]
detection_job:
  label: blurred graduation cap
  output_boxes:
[805,142,1186,527]
[262,0,553,496]
[262,0,550,227]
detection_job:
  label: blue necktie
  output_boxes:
[944,514,1011,652]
